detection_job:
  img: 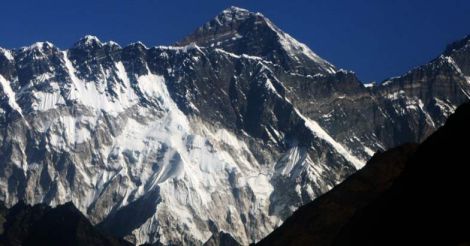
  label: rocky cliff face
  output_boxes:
[0,6,468,245]
[258,102,470,246]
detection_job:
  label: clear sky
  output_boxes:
[1,0,469,82]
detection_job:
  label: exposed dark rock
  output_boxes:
[204,231,241,246]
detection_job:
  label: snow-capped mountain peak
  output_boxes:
[177,6,336,75]
[218,6,256,22]
[0,7,469,246]
[74,35,103,49]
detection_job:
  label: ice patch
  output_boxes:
[32,91,66,111]
[0,75,23,115]
[363,146,376,156]
[294,108,365,169]
[246,174,273,198]
[364,82,375,88]
[264,78,281,97]
[0,48,14,61]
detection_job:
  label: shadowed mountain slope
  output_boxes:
[259,102,470,246]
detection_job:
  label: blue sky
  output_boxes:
[1,0,469,82]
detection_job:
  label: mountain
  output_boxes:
[177,6,336,75]
[256,144,418,246]
[0,201,131,246]
[0,6,469,245]
[258,102,470,246]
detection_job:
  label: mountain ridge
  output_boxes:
[0,6,469,245]
[2,5,468,86]
[0,200,132,246]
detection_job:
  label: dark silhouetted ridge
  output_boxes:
[258,102,470,246]
[0,201,131,246]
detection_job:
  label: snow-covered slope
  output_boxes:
[0,35,361,245]
[0,7,469,245]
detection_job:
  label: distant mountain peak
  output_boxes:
[224,6,250,13]
[74,35,103,49]
[215,6,263,24]
[20,41,54,51]
[178,7,336,75]
[222,6,253,15]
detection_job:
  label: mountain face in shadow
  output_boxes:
[334,102,470,246]
[258,102,470,246]
[0,201,131,246]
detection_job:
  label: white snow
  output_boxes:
[81,35,101,45]
[294,108,365,169]
[0,48,14,61]
[130,41,148,49]
[418,99,435,128]
[231,33,243,41]
[63,51,139,114]
[0,32,418,246]
[264,78,282,97]
[277,147,306,176]
[104,41,121,47]
[264,19,336,74]
[405,98,419,111]
[444,56,470,85]
[214,48,264,62]
[115,62,131,85]
[364,82,376,88]
[445,56,463,74]
[246,174,273,198]
[386,90,405,100]
[21,41,53,51]
[381,80,393,86]
[0,75,23,115]
[363,146,376,156]
[434,98,456,117]
[32,91,66,111]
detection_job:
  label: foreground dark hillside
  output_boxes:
[0,202,131,246]
[259,102,470,246]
